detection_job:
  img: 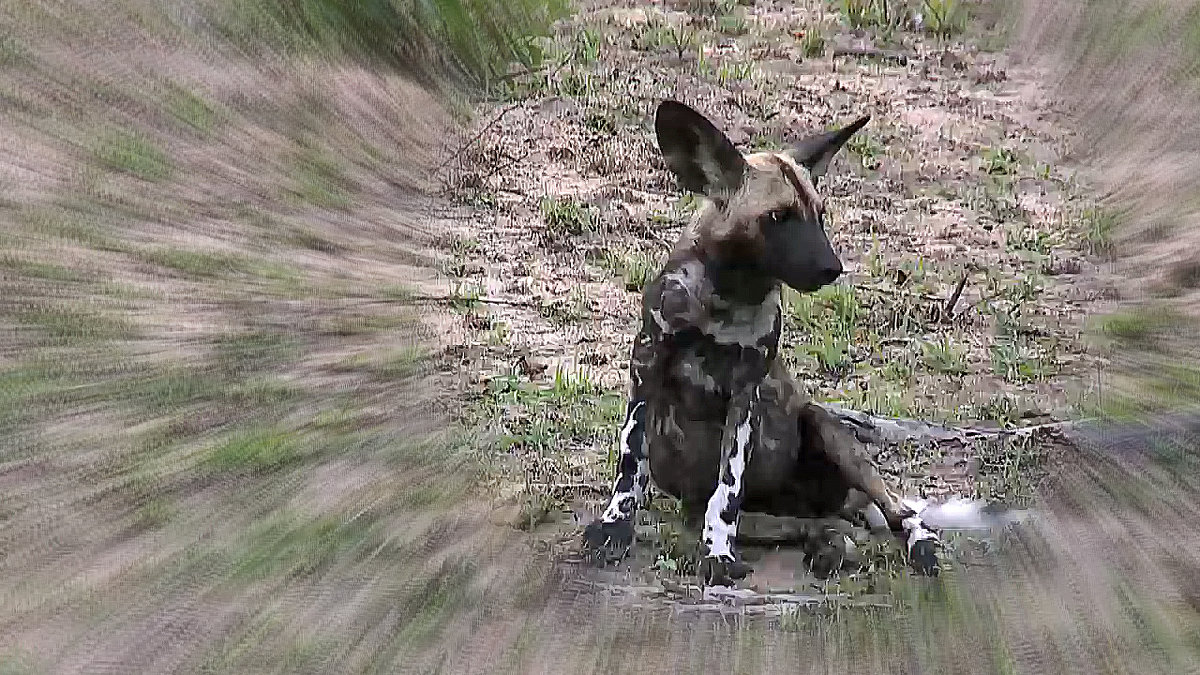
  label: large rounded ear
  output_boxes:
[786,115,871,183]
[654,100,748,200]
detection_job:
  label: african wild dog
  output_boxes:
[583,100,939,586]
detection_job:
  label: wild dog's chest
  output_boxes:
[697,291,782,354]
[665,292,782,405]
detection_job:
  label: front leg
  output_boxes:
[582,399,648,563]
[581,264,704,564]
[698,386,759,587]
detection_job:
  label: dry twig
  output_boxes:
[832,47,913,65]
[941,272,969,321]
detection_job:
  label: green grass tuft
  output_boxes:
[212,0,568,93]
[539,195,595,237]
[93,129,172,182]
[206,427,303,475]
[140,248,251,278]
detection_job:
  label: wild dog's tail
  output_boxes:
[901,496,1034,531]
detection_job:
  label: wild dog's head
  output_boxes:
[654,100,868,294]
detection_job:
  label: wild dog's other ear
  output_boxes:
[654,100,748,199]
[786,115,871,182]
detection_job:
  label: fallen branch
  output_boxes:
[432,100,525,179]
[529,482,612,496]
[381,294,541,309]
[852,282,942,303]
[433,45,580,178]
[816,401,1082,447]
[832,47,913,65]
[941,272,969,322]
[567,578,893,614]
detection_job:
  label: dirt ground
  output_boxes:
[1,0,1198,673]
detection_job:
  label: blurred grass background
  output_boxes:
[0,0,571,672]
[1014,0,1200,421]
[209,0,567,93]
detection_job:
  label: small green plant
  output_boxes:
[488,321,511,346]
[1005,225,1055,255]
[215,330,301,375]
[716,61,754,85]
[575,27,602,64]
[982,146,1019,175]
[636,17,695,58]
[972,394,1020,426]
[847,132,885,170]
[667,23,698,60]
[922,0,966,37]
[1095,308,1178,345]
[216,0,568,92]
[695,45,713,77]
[802,337,851,374]
[135,497,175,529]
[750,133,783,151]
[716,11,749,35]
[651,554,678,573]
[447,234,482,257]
[976,436,1041,506]
[448,281,483,310]
[538,287,592,325]
[883,356,913,383]
[337,345,428,380]
[206,427,302,475]
[634,23,668,51]
[989,338,1053,383]
[840,0,886,29]
[1081,205,1120,257]
[921,334,968,375]
[557,69,596,97]
[787,284,864,376]
[599,248,662,292]
[0,256,90,283]
[584,111,617,135]
[140,248,250,278]
[800,25,827,58]
[290,145,352,209]
[165,84,218,134]
[17,305,137,344]
[844,376,914,417]
[539,195,594,237]
[651,518,698,576]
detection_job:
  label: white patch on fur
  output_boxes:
[601,401,647,523]
[701,403,754,559]
[675,357,720,392]
[916,497,1034,530]
[702,287,781,347]
[649,309,670,334]
[863,503,889,531]
[698,153,731,194]
[897,496,941,553]
[902,515,940,553]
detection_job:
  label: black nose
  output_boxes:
[818,263,842,286]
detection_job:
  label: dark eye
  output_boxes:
[766,208,788,225]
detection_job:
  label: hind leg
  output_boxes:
[801,404,941,575]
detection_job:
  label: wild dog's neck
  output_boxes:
[697,248,777,306]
